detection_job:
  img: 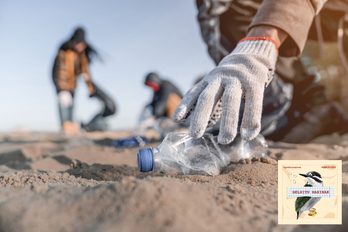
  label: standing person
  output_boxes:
[52,27,116,134]
[173,0,348,143]
[145,72,183,119]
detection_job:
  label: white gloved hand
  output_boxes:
[173,38,278,144]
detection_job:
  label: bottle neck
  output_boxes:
[152,147,161,171]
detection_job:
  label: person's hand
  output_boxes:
[173,38,278,144]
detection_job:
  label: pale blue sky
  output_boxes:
[0,0,215,132]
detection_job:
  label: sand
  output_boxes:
[0,131,347,232]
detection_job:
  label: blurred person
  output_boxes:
[173,0,348,143]
[115,72,184,146]
[52,28,116,134]
[144,72,183,119]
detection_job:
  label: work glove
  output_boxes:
[173,38,278,144]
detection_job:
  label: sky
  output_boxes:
[0,0,215,132]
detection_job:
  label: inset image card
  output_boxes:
[278,160,342,224]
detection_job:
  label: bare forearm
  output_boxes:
[247,25,288,48]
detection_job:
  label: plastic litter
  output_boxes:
[137,132,267,176]
[113,135,148,148]
[114,105,184,148]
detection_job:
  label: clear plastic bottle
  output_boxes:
[137,132,267,176]
[218,134,268,161]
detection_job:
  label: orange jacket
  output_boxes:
[52,48,95,95]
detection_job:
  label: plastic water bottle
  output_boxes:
[137,132,267,176]
[218,134,268,160]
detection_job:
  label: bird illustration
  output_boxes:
[295,171,323,219]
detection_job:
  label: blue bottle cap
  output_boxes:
[137,148,154,172]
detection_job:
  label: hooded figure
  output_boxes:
[145,72,183,118]
[52,27,116,133]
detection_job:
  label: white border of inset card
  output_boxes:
[278,160,342,225]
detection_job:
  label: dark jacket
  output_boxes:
[150,80,183,118]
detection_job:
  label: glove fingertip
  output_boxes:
[173,105,186,121]
[189,127,205,139]
[173,117,187,124]
[173,103,195,123]
[240,127,261,141]
[218,134,235,145]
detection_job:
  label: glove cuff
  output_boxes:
[235,37,278,57]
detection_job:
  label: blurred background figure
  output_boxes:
[141,72,187,137]
[123,72,187,145]
[52,27,116,134]
[144,72,183,119]
[113,72,185,148]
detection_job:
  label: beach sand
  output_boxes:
[0,131,347,232]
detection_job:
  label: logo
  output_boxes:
[278,160,342,224]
